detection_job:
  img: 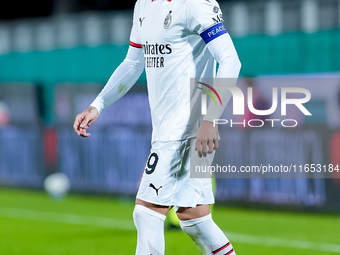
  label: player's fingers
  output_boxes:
[73,115,84,135]
[73,116,80,131]
[79,127,91,138]
[202,139,208,157]
[195,139,203,158]
[73,123,80,135]
[197,149,202,158]
[80,117,90,128]
[208,138,214,154]
[214,137,219,150]
[79,127,85,136]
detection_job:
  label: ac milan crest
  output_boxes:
[164,10,172,29]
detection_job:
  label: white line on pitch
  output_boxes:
[0,206,339,253]
[224,232,340,254]
[0,206,135,230]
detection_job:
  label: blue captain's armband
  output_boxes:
[200,23,227,44]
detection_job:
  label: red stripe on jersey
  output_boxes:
[213,243,231,254]
[130,41,142,48]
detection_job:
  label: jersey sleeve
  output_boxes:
[186,0,227,44]
[90,46,145,114]
[203,34,241,122]
[130,0,142,48]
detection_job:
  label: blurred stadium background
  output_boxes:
[1,0,340,254]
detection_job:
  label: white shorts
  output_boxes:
[136,138,215,210]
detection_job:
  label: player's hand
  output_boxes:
[73,106,99,137]
[195,120,219,158]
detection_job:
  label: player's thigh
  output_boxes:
[176,204,211,221]
[135,198,171,216]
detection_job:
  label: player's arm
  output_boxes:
[195,34,241,157]
[73,45,144,137]
[196,34,241,156]
[74,0,144,137]
[186,0,241,156]
[204,33,241,121]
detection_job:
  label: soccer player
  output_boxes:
[73,0,241,254]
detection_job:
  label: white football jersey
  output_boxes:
[130,0,230,142]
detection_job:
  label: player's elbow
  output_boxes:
[122,46,145,73]
[123,58,145,73]
[228,47,241,72]
[229,51,241,77]
[219,52,241,78]
[234,55,241,74]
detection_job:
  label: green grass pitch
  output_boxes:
[0,187,339,255]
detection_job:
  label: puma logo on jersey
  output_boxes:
[149,183,162,195]
[139,17,145,27]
